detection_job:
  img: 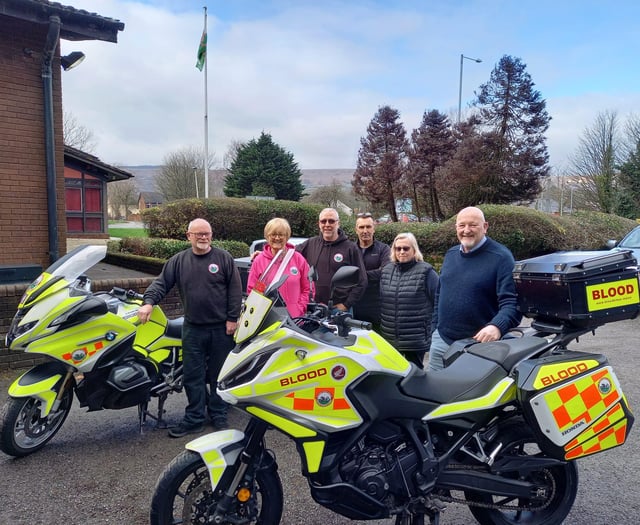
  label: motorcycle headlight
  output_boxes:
[5,320,38,347]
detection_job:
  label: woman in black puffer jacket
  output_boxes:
[379,232,439,369]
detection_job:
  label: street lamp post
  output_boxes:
[458,54,482,123]
[193,166,199,198]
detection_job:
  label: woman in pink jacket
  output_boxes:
[246,218,311,317]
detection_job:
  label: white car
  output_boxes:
[249,236,307,255]
[236,237,308,291]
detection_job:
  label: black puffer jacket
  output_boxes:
[379,260,439,354]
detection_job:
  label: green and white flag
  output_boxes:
[196,29,207,71]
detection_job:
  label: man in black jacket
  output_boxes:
[297,208,367,312]
[138,218,242,437]
[353,212,390,330]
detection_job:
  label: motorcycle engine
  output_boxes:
[339,439,420,501]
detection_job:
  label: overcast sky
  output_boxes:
[60,0,640,171]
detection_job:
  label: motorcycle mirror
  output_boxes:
[330,266,360,291]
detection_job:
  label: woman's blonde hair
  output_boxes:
[264,217,292,240]
[390,232,424,263]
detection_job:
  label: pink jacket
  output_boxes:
[246,243,311,317]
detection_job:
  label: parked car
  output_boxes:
[607,225,640,265]
[236,237,308,291]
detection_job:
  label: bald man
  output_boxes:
[428,207,521,370]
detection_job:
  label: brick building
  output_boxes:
[0,0,124,270]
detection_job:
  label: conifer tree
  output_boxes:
[224,132,304,201]
[473,55,551,203]
[352,106,409,221]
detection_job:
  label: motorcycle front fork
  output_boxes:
[210,419,269,524]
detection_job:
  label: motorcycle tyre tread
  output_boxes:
[150,449,283,525]
[464,420,578,525]
[0,389,73,458]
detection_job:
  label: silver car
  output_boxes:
[607,225,640,265]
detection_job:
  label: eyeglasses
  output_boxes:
[189,232,212,238]
[268,233,286,238]
[319,218,337,224]
[394,246,412,252]
[356,212,372,218]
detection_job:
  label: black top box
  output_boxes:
[513,250,640,327]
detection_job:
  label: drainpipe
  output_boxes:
[42,16,61,264]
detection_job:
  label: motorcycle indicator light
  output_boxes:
[236,487,251,502]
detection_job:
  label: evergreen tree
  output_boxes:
[474,55,551,203]
[616,141,640,219]
[223,132,304,201]
[352,106,409,221]
[408,109,455,221]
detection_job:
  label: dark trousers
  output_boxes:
[181,321,235,426]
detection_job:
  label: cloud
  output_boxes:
[60,0,640,172]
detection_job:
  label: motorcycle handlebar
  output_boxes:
[111,287,144,302]
[344,317,372,331]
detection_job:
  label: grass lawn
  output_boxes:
[108,227,148,238]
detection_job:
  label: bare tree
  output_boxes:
[63,111,98,153]
[223,139,245,170]
[570,110,621,213]
[108,179,139,220]
[156,147,215,201]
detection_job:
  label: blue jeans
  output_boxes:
[181,321,235,426]
[427,329,450,371]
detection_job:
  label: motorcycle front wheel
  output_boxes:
[464,422,578,525]
[0,388,73,457]
[150,449,283,525]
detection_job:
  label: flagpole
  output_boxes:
[203,6,209,198]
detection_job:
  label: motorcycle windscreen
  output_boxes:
[234,289,275,344]
[46,245,107,281]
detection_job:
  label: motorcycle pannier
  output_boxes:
[513,250,640,327]
[516,351,635,460]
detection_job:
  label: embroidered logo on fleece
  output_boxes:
[208,264,219,274]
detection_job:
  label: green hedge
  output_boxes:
[134,200,637,263]
[141,197,323,245]
[109,237,249,260]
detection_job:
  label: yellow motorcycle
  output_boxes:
[0,245,183,457]
[150,254,636,525]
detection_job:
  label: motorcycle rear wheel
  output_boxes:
[150,449,283,525]
[0,389,73,457]
[464,422,578,525]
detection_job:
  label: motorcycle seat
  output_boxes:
[166,317,184,339]
[402,337,549,405]
[403,354,508,404]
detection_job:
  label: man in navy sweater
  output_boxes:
[427,207,521,371]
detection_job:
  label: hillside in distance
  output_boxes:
[124,166,355,194]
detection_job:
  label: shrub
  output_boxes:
[111,238,249,259]
[142,198,324,245]
[134,201,638,263]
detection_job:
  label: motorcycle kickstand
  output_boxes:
[137,392,169,432]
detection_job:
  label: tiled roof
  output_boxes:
[0,0,125,42]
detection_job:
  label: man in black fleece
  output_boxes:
[297,208,367,312]
[138,218,242,437]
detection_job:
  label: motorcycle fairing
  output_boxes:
[423,377,516,421]
[8,361,69,416]
[246,405,326,474]
[186,429,246,488]
[19,245,107,309]
[133,306,182,365]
